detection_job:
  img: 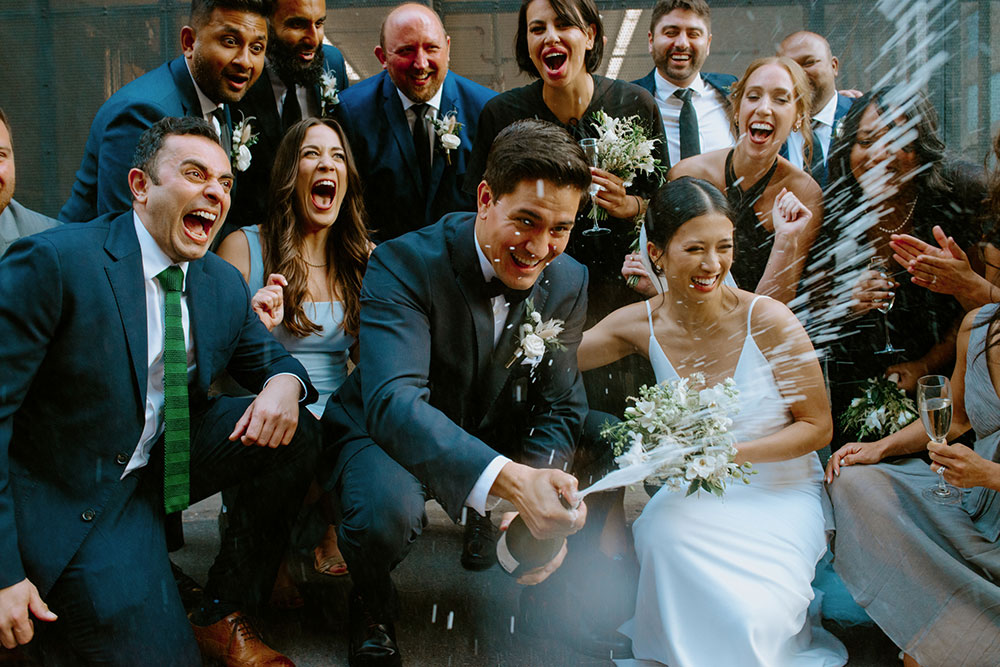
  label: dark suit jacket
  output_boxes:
[779,92,853,186]
[59,56,232,223]
[228,44,349,229]
[0,212,314,594]
[334,72,495,242]
[631,70,736,165]
[322,212,588,518]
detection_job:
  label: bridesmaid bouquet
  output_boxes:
[840,375,918,440]
[601,374,753,497]
[588,111,665,223]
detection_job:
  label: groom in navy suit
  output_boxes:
[59,0,270,223]
[225,0,351,237]
[334,3,495,242]
[322,120,603,665]
[0,117,319,665]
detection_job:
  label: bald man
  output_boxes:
[334,2,494,243]
[778,31,854,187]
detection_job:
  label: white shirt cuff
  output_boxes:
[263,372,308,402]
[464,455,511,515]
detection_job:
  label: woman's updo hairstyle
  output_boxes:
[645,177,734,250]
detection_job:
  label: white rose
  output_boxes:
[235,145,252,171]
[521,333,545,359]
[440,133,461,150]
[530,311,542,324]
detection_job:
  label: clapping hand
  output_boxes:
[770,188,811,238]
[251,273,287,331]
[890,226,976,295]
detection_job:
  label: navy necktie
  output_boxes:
[674,88,700,159]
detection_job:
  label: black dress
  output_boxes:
[466,76,667,414]
[824,161,986,447]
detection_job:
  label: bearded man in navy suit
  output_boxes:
[225,0,351,237]
[59,0,269,223]
[632,0,735,167]
[1,117,319,666]
[334,3,495,243]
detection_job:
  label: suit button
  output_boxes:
[81,509,96,522]
[115,453,129,465]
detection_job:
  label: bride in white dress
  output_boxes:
[579,177,847,666]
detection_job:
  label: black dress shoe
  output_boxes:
[170,560,205,615]
[349,591,402,667]
[460,510,496,571]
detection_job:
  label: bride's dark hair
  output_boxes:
[645,177,733,251]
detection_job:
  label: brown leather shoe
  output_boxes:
[191,611,294,667]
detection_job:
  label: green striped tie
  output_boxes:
[156,266,190,513]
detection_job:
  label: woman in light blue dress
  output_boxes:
[579,177,846,666]
[218,117,371,591]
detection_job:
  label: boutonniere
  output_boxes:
[319,70,339,115]
[506,299,566,369]
[431,110,462,165]
[231,113,259,172]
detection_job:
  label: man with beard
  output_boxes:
[225,0,349,239]
[59,0,269,223]
[0,109,60,256]
[334,3,495,242]
[778,31,854,188]
[632,0,735,167]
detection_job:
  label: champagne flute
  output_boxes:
[579,138,610,237]
[918,374,961,504]
[869,256,903,355]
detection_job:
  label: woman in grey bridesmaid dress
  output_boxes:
[827,303,1000,666]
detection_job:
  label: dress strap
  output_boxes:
[645,299,655,335]
[746,294,764,333]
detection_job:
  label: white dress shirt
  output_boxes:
[124,212,195,477]
[654,70,734,167]
[463,229,516,514]
[397,85,444,168]
[785,92,839,171]
[185,61,226,136]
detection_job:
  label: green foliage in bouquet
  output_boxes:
[839,376,918,440]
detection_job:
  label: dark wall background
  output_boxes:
[1,0,996,217]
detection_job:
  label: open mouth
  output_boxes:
[311,180,337,210]
[224,72,250,90]
[183,209,217,243]
[510,249,543,270]
[410,69,434,86]
[690,275,718,291]
[668,51,691,65]
[748,122,774,143]
[542,51,567,74]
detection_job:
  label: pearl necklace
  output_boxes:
[876,194,919,234]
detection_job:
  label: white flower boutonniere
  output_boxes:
[431,110,463,165]
[506,299,566,369]
[230,113,259,172]
[319,71,339,115]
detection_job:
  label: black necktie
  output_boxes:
[809,119,827,185]
[211,108,231,155]
[483,277,531,305]
[282,85,302,132]
[674,88,700,159]
[412,103,431,188]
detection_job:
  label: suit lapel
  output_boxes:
[382,73,421,187]
[425,75,457,216]
[184,260,215,391]
[169,56,201,118]
[103,214,148,405]
[478,276,550,424]
[446,217,493,388]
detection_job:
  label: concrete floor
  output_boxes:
[169,489,901,667]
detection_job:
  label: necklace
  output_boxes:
[304,259,327,268]
[876,194,919,234]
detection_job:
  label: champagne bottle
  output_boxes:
[496,514,564,577]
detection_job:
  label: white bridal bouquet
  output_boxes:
[601,374,752,496]
[588,110,665,222]
[840,375,918,440]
